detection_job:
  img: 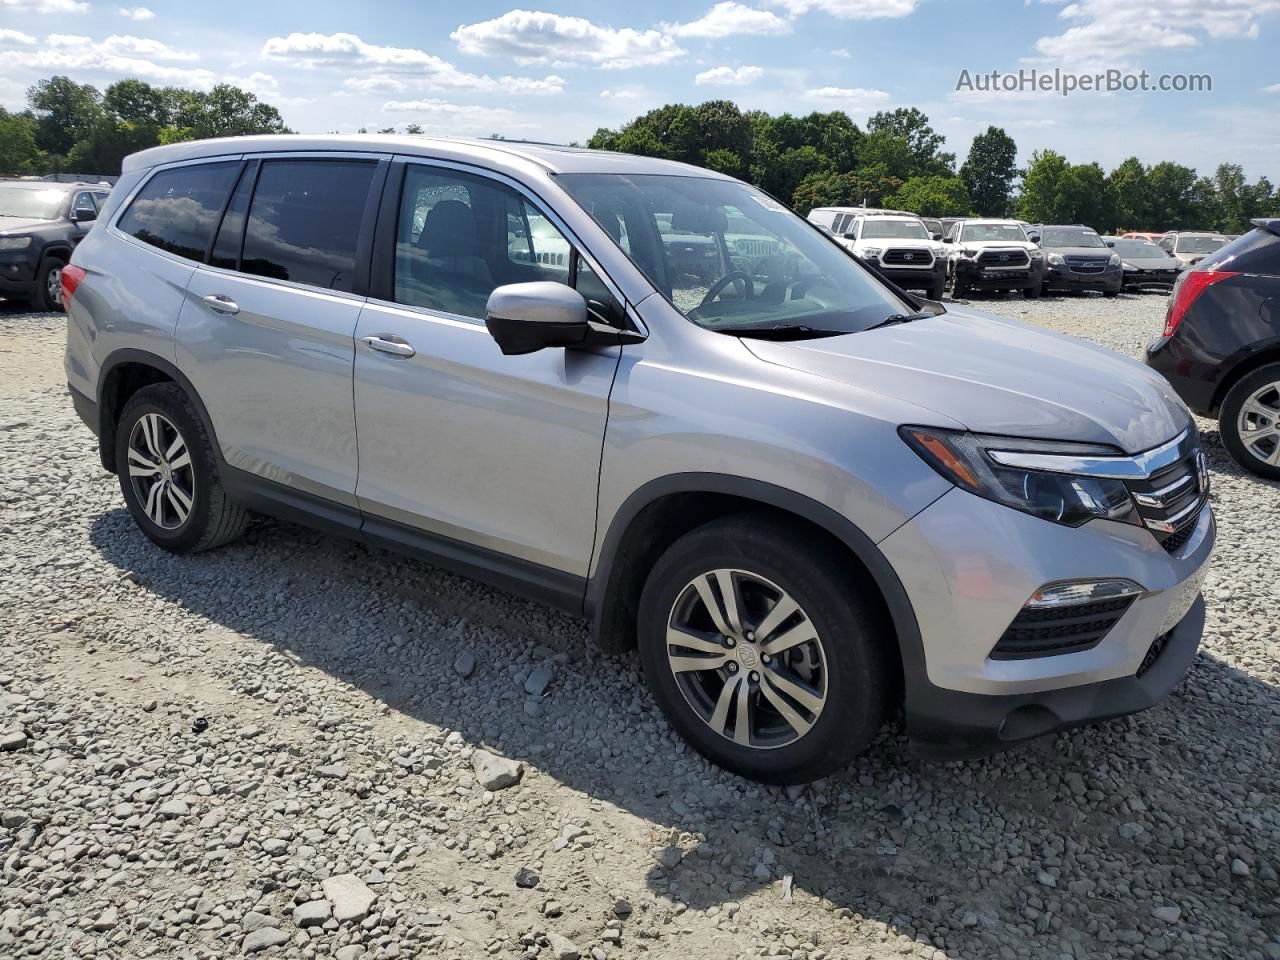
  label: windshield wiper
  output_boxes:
[716,324,852,341]
[864,311,932,331]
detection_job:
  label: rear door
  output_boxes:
[351,159,624,586]
[175,153,386,506]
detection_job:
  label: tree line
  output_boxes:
[588,100,1279,234]
[0,75,290,178]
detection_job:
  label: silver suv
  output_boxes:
[64,136,1214,783]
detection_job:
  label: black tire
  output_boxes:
[1219,362,1280,480]
[115,382,249,553]
[34,256,66,312]
[951,280,968,299]
[927,280,946,300]
[1103,289,1120,298]
[1023,284,1041,299]
[637,514,893,784]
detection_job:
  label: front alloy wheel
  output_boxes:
[666,568,827,749]
[1221,363,1280,480]
[126,413,195,529]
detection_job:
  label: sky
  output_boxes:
[1,0,1278,181]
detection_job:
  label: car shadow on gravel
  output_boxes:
[87,506,1280,957]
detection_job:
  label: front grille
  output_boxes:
[977,249,1030,268]
[1136,630,1172,677]
[881,248,934,267]
[1125,433,1208,553]
[732,238,780,258]
[1066,255,1109,274]
[991,596,1135,660]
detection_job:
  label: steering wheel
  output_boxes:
[700,271,754,306]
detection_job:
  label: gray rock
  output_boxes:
[292,900,331,928]
[453,652,476,677]
[524,666,554,697]
[1151,905,1181,924]
[514,865,540,888]
[242,926,289,953]
[241,911,275,933]
[261,838,288,855]
[1231,858,1250,877]
[322,874,376,923]
[546,932,581,960]
[471,749,523,791]
[0,810,27,829]
[335,946,365,960]
[612,899,632,918]
[0,731,27,752]
[92,906,118,931]
[158,798,189,818]
[315,764,348,779]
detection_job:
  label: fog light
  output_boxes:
[1025,579,1144,609]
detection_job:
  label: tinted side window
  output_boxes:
[394,166,578,319]
[1201,228,1280,275]
[209,163,254,270]
[118,162,240,261]
[241,159,375,292]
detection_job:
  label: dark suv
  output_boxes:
[1146,218,1280,478]
[0,180,111,311]
[1035,224,1124,296]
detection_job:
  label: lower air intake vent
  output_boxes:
[991,596,1135,660]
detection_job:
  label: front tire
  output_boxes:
[1219,363,1280,479]
[637,514,893,784]
[1023,284,1041,299]
[115,383,249,553]
[927,279,946,300]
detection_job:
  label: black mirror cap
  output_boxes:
[486,314,588,355]
[72,208,97,223]
[932,233,944,242]
[484,281,589,356]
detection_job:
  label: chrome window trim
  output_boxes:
[987,428,1192,480]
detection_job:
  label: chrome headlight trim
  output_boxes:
[987,428,1191,480]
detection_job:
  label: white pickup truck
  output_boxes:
[807,208,947,298]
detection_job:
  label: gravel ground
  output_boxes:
[1,291,1277,960]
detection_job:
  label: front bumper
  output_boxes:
[1044,264,1123,292]
[869,259,945,291]
[1122,268,1180,291]
[881,485,1214,756]
[954,258,1044,289]
[0,251,39,296]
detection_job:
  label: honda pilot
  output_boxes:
[65,136,1214,783]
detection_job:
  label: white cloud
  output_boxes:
[0,29,37,45]
[695,65,765,86]
[804,85,891,103]
[0,0,88,12]
[380,98,536,136]
[1266,83,1280,93]
[3,33,216,86]
[450,11,683,69]
[1032,0,1280,68]
[117,6,155,19]
[600,87,643,99]
[262,31,562,95]
[667,2,790,38]
[768,0,919,19]
[829,47,851,58]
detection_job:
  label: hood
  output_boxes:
[960,239,1037,252]
[0,216,52,233]
[741,307,1190,453]
[1121,256,1180,269]
[1044,245,1113,258]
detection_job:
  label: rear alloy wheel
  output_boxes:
[115,383,249,552]
[34,258,65,312]
[1220,363,1280,479]
[638,514,892,783]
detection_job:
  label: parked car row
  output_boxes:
[0,178,112,311]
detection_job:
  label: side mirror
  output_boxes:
[931,233,943,242]
[1105,239,1115,247]
[71,207,97,223]
[484,281,645,356]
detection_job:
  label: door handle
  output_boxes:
[202,294,239,315]
[361,334,415,358]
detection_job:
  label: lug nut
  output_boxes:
[761,654,771,664]
[749,671,759,682]
[725,637,736,647]
[745,630,755,641]
[727,662,738,672]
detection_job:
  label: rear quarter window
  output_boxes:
[117,162,240,262]
[1200,228,1280,275]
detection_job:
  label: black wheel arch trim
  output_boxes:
[95,348,224,475]
[1209,338,1280,416]
[585,472,929,709]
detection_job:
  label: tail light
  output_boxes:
[1162,269,1237,338]
[61,264,87,303]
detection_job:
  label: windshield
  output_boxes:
[959,223,1027,243]
[555,173,910,334]
[1177,235,1228,254]
[1039,227,1105,248]
[0,185,66,220]
[861,219,929,240]
[1111,239,1168,258]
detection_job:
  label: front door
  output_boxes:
[352,161,623,580]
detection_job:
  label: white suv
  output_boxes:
[945,219,1045,299]
[808,209,946,299]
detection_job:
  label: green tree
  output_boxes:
[960,126,1017,217]
[1017,149,1072,223]
[66,118,161,175]
[1108,157,1151,231]
[0,108,43,175]
[885,175,971,217]
[1062,162,1115,230]
[867,107,954,176]
[103,79,172,126]
[175,84,290,139]
[27,76,102,157]
[1146,162,1199,229]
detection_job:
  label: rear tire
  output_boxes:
[115,382,249,553]
[34,257,65,312]
[927,279,946,300]
[1023,284,1041,299]
[1219,363,1280,480]
[951,279,968,299]
[637,514,893,784]
[1103,289,1119,298]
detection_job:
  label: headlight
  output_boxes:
[861,246,882,258]
[1047,252,1064,265]
[1122,261,1137,271]
[1029,250,1043,261]
[0,236,32,251]
[959,247,978,259]
[900,426,1140,527]
[1108,253,1121,267]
